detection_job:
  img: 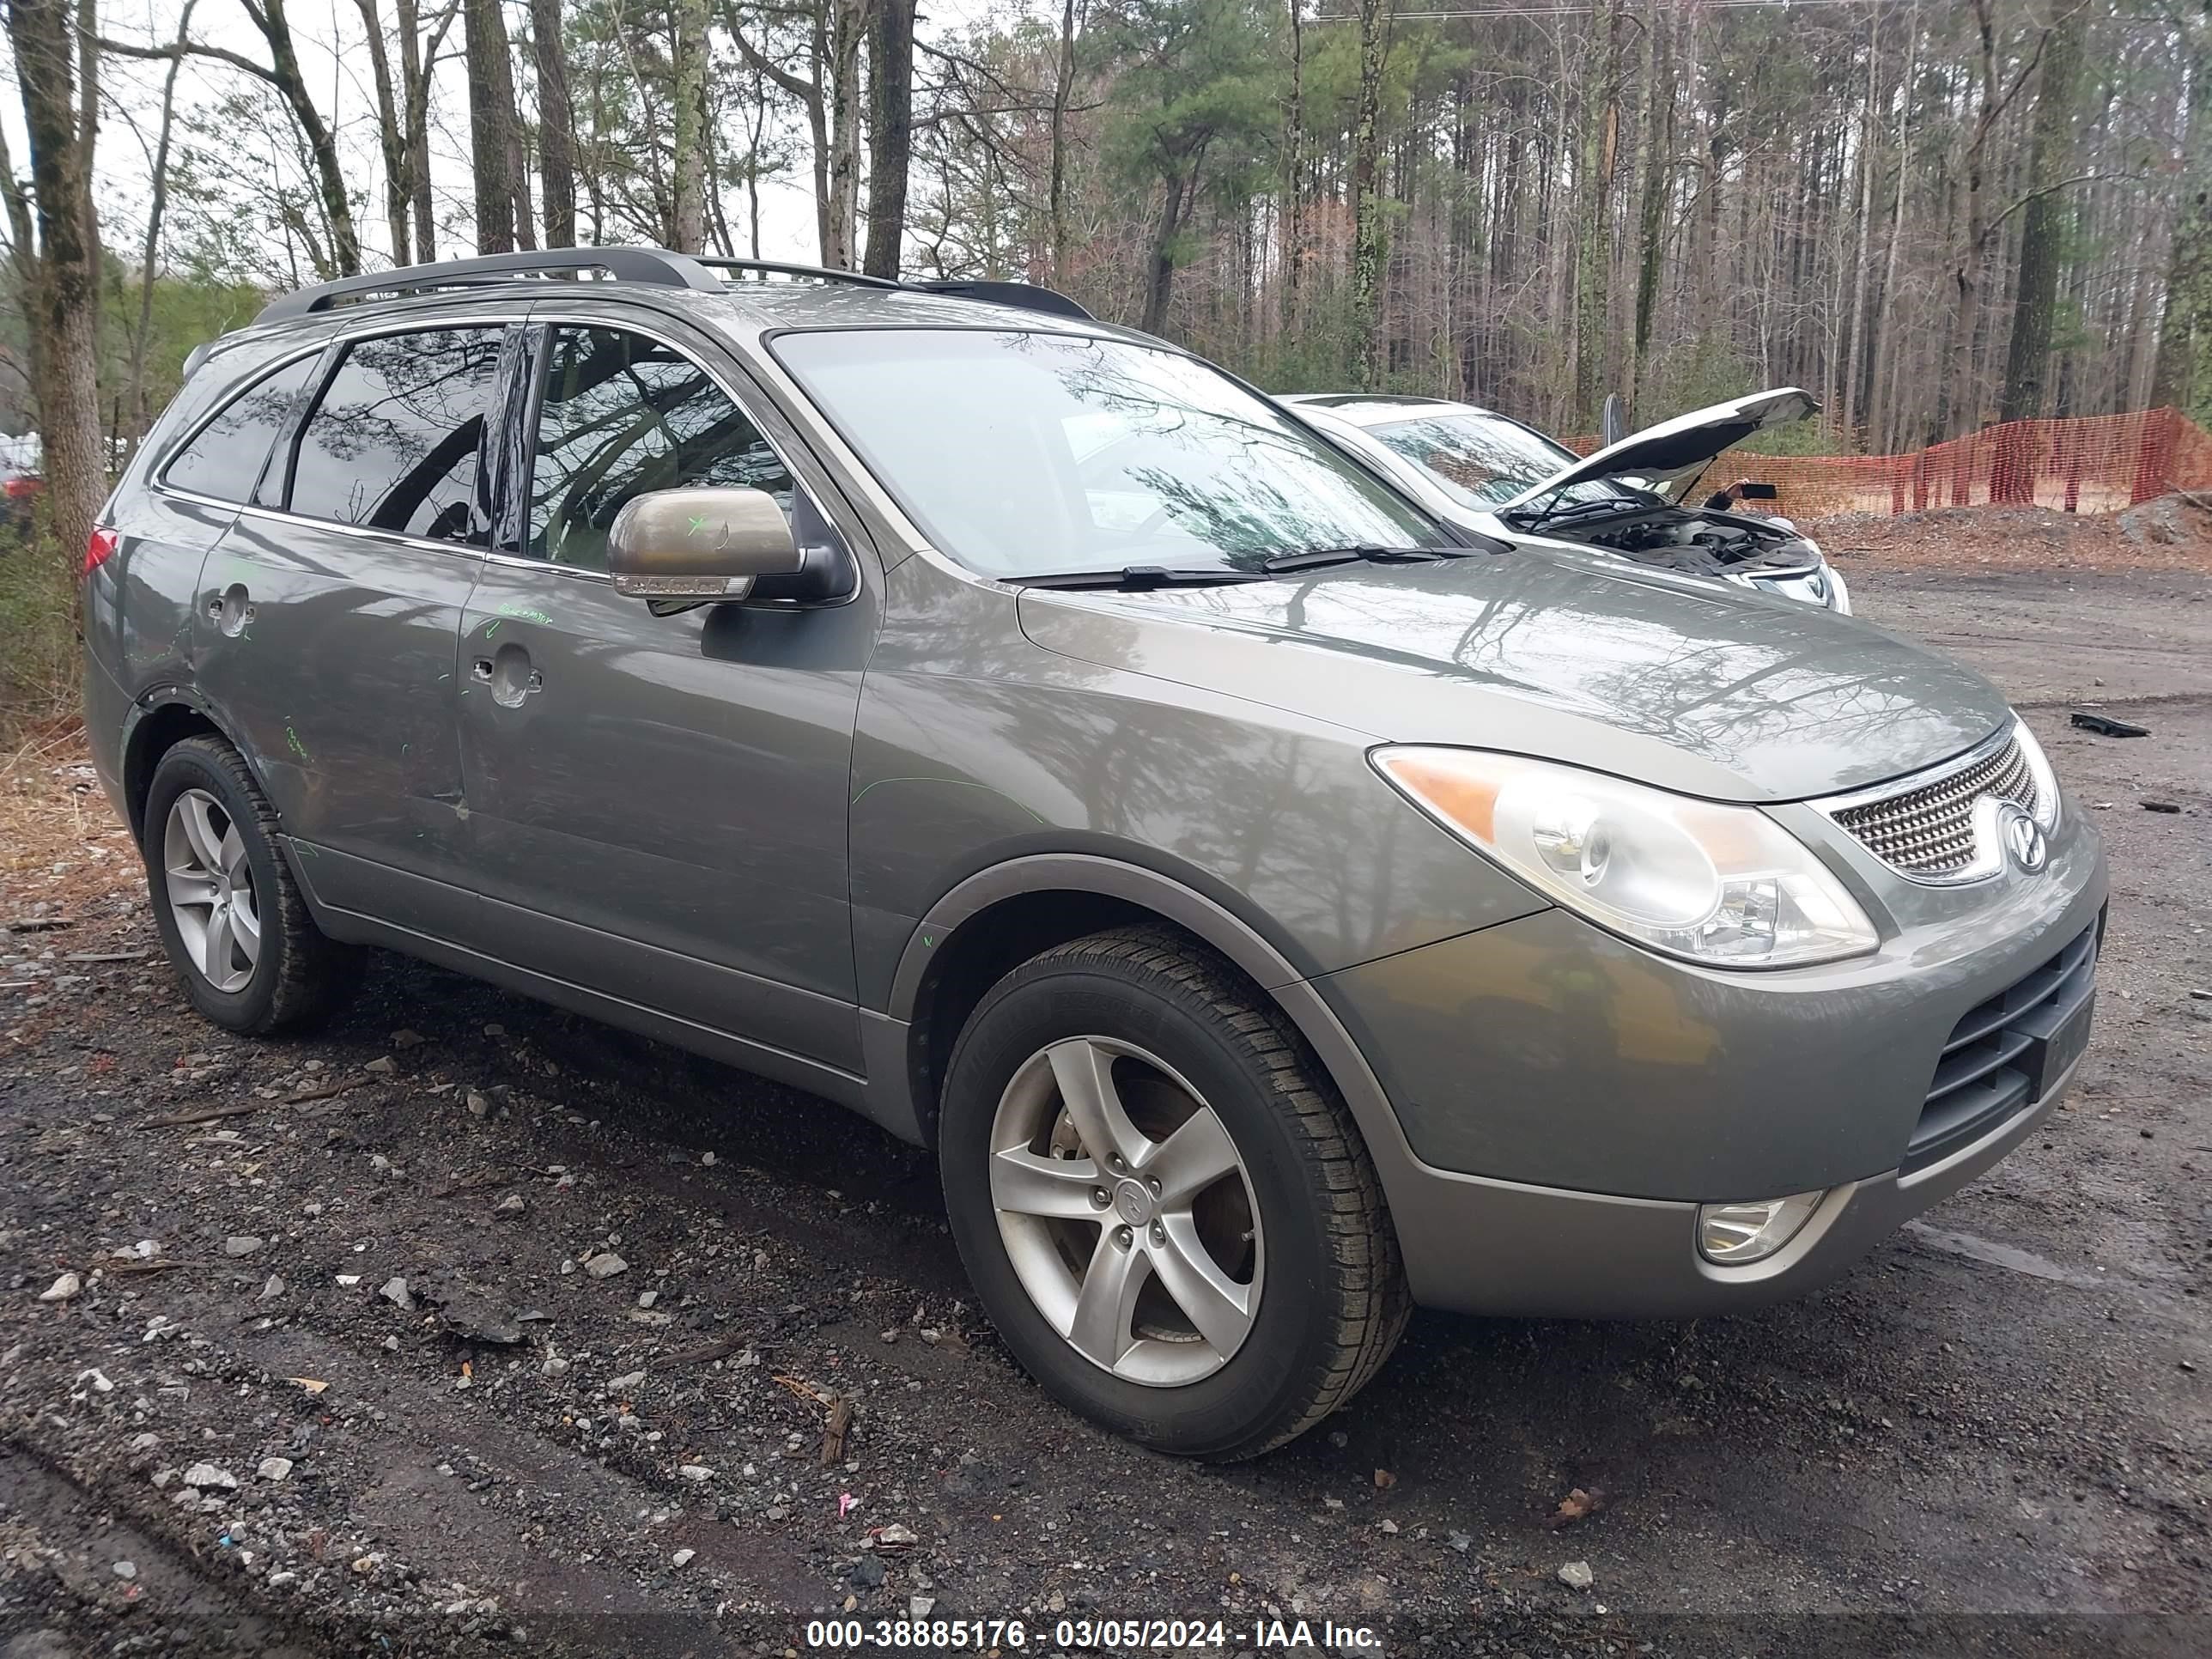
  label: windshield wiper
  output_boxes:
[1010,565,1272,592]
[1260,545,1452,574]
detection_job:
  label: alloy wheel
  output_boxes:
[162,787,261,994]
[988,1036,1263,1387]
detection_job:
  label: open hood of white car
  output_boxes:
[1494,386,1818,511]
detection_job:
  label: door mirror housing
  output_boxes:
[608,486,803,601]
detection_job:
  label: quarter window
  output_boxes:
[526,325,792,571]
[161,354,319,503]
[287,327,502,544]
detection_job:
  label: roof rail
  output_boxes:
[256,247,724,324]
[255,245,1098,328]
[907,279,1095,321]
[692,256,902,291]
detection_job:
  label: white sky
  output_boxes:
[23,0,1011,277]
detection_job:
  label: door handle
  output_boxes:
[208,585,253,635]
[477,649,543,707]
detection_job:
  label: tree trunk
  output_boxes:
[2151,13,2212,420]
[462,0,516,252]
[396,0,439,261]
[1280,0,1303,328]
[671,0,709,253]
[1998,3,2086,424]
[824,0,864,266]
[1143,167,1191,335]
[1867,3,1917,453]
[1574,0,1624,427]
[863,0,915,279]
[353,0,410,264]
[530,0,575,246]
[128,0,198,454]
[1839,13,1881,446]
[5,0,106,564]
[1348,0,1388,390]
[1629,0,1673,414]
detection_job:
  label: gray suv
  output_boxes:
[83,249,2105,1460]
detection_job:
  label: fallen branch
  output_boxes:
[820,1395,852,1465]
[287,1075,368,1105]
[139,1100,261,1128]
[663,1334,749,1368]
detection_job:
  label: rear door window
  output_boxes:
[286,326,504,544]
[525,325,793,571]
[161,354,319,503]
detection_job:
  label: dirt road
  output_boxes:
[1,557,2206,1657]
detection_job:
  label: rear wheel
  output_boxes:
[142,737,356,1035]
[939,927,1408,1459]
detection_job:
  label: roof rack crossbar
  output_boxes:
[255,247,725,324]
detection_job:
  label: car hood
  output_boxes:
[1016,552,2010,804]
[1495,386,1817,510]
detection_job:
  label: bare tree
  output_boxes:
[1348,0,1387,388]
[127,0,201,450]
[104,0,362,276]
[463,0,518,251]
[3,0,106,561]
[864,0,917,279]
[672,0,709,252]
[530,0,576,246]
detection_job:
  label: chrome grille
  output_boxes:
[1827,729,2040,878]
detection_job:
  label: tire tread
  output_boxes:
[980,924,1411,1459]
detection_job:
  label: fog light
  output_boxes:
[1697,1191,1826,1265]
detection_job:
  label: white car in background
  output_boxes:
[1282,389,1851,613]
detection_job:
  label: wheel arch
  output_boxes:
[119,690,230,840]
[888,856,1414,1177]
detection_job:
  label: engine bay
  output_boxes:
[1540,507,1824,578]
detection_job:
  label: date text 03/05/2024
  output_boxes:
[802,1616,1387,1650]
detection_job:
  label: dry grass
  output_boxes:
[0,528,81,743]
[0,723,140,927]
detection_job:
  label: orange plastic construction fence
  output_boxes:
[1571,408,2212,517]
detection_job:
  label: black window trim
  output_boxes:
[151,342,331,510]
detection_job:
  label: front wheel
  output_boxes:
[939,927,1408,1459]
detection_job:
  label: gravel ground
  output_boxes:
[0,548,2206,1658]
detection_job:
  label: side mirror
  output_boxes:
[608,486,802,601]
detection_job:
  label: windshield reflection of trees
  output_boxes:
[1044,338,1437,568]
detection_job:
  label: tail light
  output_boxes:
[84,526,120,576]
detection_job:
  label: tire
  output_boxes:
[140,735,357,1035]
[939,926,1409,1459]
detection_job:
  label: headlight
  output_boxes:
[1822,564,1852,615]
[2011,719,2061,830]
[1372,748,1880,969]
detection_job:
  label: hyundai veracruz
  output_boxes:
[83,249,2103,1458]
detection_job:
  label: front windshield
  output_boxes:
[772,329,1449,577]
[1369,412,1640,513]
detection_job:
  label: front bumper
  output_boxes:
[1370,1039,2084,1319]
[1317,803,2104,1317]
